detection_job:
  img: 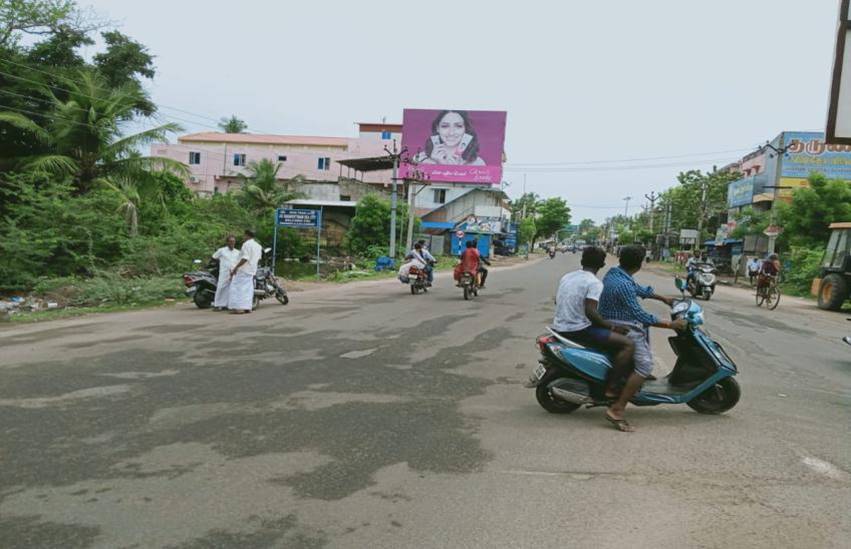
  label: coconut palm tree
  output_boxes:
[239,159,303,213]
[0,70,186,194]
[218,115,247,134]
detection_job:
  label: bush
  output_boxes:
[782,246,823,295]
[32,271,184,307]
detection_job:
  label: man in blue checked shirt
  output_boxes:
[599,245,687,432]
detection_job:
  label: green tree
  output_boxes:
[219,114,247,134]
[518,217,536,248]
[238,159,301,214]
[0,0,99,48]
[0,70,185,193]
[346,194,410,256]
[510,192,539,219]
[729,206,770,239]
[778,173,851,247]
[578,218,595,236]
[535,197,571,242]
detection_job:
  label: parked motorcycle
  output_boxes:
[526,278,740,415]
[408,265,429,295]
[459,271,478,300]
[687,262,717,300]
[253,248,289,309]
[183,259,218,309]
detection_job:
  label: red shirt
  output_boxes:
[460,248,481,274]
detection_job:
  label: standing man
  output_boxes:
[598,246,687,432]
[211,235,240,311]
[227,229,263,315]
[747,256,762,286]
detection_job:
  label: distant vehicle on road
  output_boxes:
[814,222,851,310]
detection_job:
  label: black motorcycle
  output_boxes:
[183,259,218,309]
[253,248,289,309]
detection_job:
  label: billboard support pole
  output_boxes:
[272,209,279,275]
[316,206,323,278]
[384,141,406,260]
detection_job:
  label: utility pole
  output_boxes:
[696,179,708,247]
[404,166,429,253]
[623,196,632,218]
[384,140,407,260]
[644,191,658,233]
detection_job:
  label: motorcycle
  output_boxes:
[408,265,429,295]
[183,259,218,309]
[525,278,740,415]
[253,248,289,309]
[687,262,717,300]
[459,271,478,300]
[548,249,556,259]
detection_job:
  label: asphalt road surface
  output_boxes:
[1,255,849,549]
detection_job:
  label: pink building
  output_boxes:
[151,122,402,198]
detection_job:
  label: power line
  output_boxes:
[505,147,753,167]
[0,56,269,133]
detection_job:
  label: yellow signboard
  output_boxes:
[777,177,811,201]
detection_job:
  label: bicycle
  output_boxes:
[755,275,780,310]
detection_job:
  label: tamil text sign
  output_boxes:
[276,208,320,228]
[400,108,507,184]
[727,177,756,208]
[781,131,851,180]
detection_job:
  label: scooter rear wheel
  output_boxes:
[536,378,581,414]
[687,377,740,414]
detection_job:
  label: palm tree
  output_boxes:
[218,115,247,134]
[0,70,186,193]
[239,159,303,212]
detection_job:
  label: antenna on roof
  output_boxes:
[381,116,386,124]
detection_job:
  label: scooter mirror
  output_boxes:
[674,277,685,292]
[264,247,272,254]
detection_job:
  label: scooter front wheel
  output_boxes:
[687,377,740,414]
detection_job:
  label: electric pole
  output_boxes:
[623,196,632,218]
[384,140,407,260]
[644,191,658,233]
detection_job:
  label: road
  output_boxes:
[0,254,849,549]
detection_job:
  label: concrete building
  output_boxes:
[151,122,402,198]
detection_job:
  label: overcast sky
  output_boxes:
[83,0,840,222]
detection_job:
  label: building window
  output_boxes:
[433,189,446,204]
[340,194,351,201]
[381,130,391,140]
[233,153,246,167]
[318,157,331,170]
[189,151,201,165]
[278,155,287,162]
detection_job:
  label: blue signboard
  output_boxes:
[276,208,320,228]
[727,177,755,208]
[781,131,851,180]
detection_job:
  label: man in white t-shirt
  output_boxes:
[211,235,240,311]
[553,246,635,399]
[227,229,263,314]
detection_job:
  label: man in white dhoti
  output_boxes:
[227,229,263,314]
[211,235,240,311]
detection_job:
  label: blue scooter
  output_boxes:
[526,278,740,415]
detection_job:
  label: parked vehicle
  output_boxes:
[459,272,478,300]
[408,265,429,295]
[183,259,218,309]
[814,222,851,310]
[526,278,740,415]
[686,262,717,300]
[253,248,289,309]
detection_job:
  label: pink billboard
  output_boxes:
[400,108,507,184]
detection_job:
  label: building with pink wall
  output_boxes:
[150,122,402,197]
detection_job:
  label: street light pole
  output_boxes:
[384,141,407,260]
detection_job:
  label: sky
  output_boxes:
[81,0,841,222]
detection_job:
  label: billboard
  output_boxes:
[727,177,756,207]
[781,131,851,180]
[400,109,506,184]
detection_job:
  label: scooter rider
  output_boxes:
[471,238,491,287]
[599,245,687,432]
[415,239,436,285]
[552,246,635,400]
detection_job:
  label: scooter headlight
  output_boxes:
[672,301,691,315]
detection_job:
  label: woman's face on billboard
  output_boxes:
[437,112,465,147]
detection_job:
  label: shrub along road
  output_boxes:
[0,255,848,548]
